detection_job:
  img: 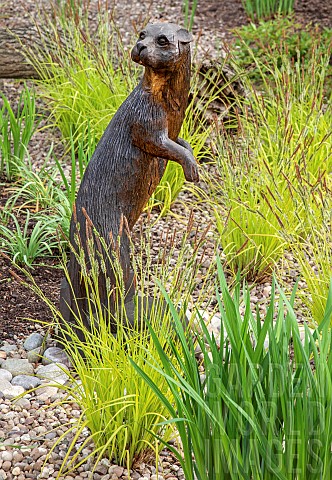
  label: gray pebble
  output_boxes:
[23,332,44,351]
[3,384,25,400]
[36,385,59,401]
[209,314,221,332]
[1,359,34,377]
[11,375,41,390]
[13,397,31,409]
[0,369,12,382]
[2,461,11,472]
[31,447,48,461]
[39,466,51,478]
[1,451,13,462]
[42,347,71,367]
[95,463,108,475]
[0,378,12,392]
[36,363,69,385]
[0,342,18,354]
[27,347,44,364]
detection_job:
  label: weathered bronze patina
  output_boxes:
[60,23,198,333]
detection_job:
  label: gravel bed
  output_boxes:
[0,332,188,480]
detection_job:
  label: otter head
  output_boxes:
[131,23,193,71]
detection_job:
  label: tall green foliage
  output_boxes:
[296,218,332,326]
[241,0,295,21]
[182,0,198,31]
[29,1,137,147]
[0,85,38,180]
[133,260,332,479]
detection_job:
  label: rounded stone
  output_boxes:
[2,461,11,472]
[36,363,69,385]
[36,385,59,401]
[12,451,24,462]
[0,378,12,392]
[12,466,21,475]
[0,342,18,354]
[3,385,25,400]
[11,375,41,390]
[110,466,124,477]
[1,451,13,462]
[27,347,43,364]
[1,359,34,377]
[23,333,44,352]
[42,347,71,367]
[0,369,12,382]
[209,314,221,332]
[39,467,51,478]
[14,398,31,409]
[31,447,48,461]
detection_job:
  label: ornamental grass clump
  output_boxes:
[295,218,332,327]
[28,1,137,148]
[211,130,288,281]
[133,259,332,480]
[21,215,215,475]
[0,85,38,181]
[210,38,332,281]
[0,210,58,266]
[5,146,59,213]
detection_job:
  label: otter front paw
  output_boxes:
[177,137,194,155]
[184,159,199,183]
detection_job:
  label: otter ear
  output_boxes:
[177,28,193,44]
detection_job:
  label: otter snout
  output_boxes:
[136,41,146,54]
[131,42,147,65]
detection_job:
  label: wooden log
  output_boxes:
[0,27,39,79]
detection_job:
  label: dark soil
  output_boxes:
[0,254,62,340]
[194,0,332,35]
[0,0,331,341]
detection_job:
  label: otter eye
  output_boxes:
[139,31,146,40]
[157,35,169,46]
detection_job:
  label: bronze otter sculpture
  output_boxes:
[60,23,199,336]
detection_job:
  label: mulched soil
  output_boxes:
[0,255,62,340]
[196,0,332,34]
[1,0,331,341]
